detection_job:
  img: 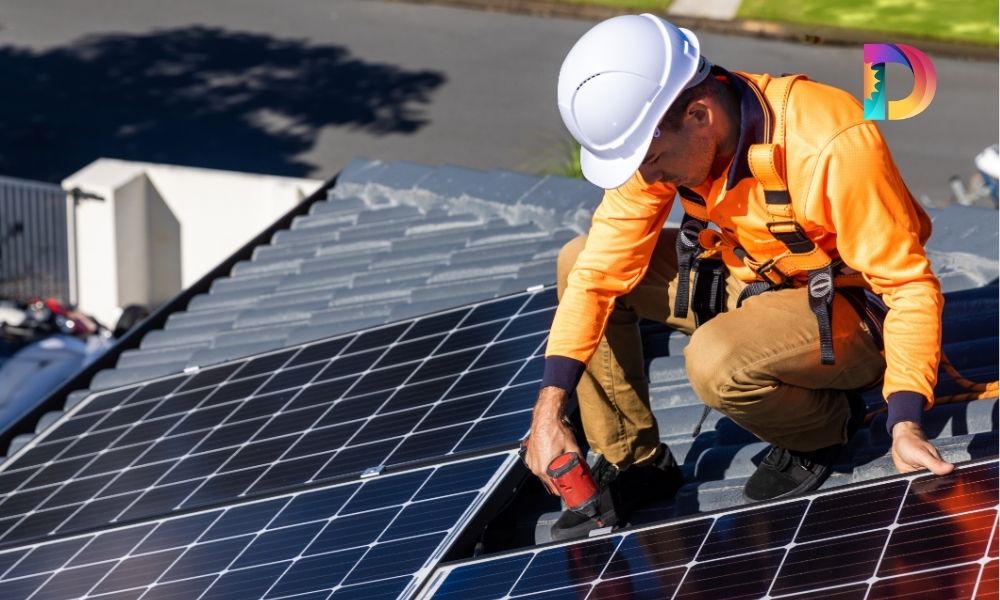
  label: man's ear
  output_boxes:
[687,100,712,127]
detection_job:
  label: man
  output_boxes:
[523,14,954,541]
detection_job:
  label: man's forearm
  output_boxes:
[532,386,570,423]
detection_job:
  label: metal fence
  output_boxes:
[0,176,70,304]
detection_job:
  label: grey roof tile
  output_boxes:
[514,259,556,281]
[250,244,320,263]
[306,195,367,216]
[409,278,509,303]
[415,164,489,197]
[285,318,388,347]
[210,323,297,348]
[464,170,544,205]
[186,289,265,312]
[139,326,226,351]
[164,308,238,331]
[352,265,435,289]
[252,288,337,309]
[519,175,602,214]
[330,157,384,187]
[427,264,522,284]
[447,244,541,268]
[187,341,289,370]
[297,253,380,274]
[232,306,320,329]
[648,356,689,386]
[90,362,190,391]
[467,223,548,247]
[270,223,344,246]
[307,302,396,327]
[329,287,412,307]
[402,213,483,236]
[289,212,356,231]
[496,277,551,296]
[334,158,434,193]
[208,273,285,295]
[117,346,201,369]
[356,204,422,225]
[273,272,353,295]
[313,239,392,258]
[230,256,305,277]
[370,249,455,271]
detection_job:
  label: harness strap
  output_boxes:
[807,266,836,365]
[674,214,703,319]
[746,74,838,365]
[674,187,710,319]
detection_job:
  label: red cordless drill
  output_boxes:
[546,451,601,520]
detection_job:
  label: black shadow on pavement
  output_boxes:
[0,26,447,182]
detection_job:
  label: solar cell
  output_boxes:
[0,288,556,547]
[421,459,1000,600]
[0,452,516,600]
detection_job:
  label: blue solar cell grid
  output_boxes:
[0,452,516,600]
[0,288,556,548]
[422,459,999,600]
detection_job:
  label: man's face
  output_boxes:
[636,107,717,189]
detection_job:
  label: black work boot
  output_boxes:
[550,444,684,541]
[743,391,867,502]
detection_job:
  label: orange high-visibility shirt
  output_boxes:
[542,69,942,418]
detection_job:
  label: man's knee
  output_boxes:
[684,322,741,410]
[557,234,588,299]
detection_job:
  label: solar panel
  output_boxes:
[0,287,556,547]
[420,459,999,600]
[0,451,518,600]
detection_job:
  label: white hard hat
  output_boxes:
[557,14,711,189]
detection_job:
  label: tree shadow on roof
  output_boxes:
[0,26,446,182]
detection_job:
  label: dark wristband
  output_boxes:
[540,356,586,394]
[886,391,926,436]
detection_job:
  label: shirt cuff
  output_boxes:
[540,356,586,394]
[886,391,927,436]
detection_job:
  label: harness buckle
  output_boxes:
[766,220,806,236]
[753,258,788,286]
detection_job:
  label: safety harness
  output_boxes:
[673,74,845,365]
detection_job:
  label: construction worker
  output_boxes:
[523,14,954,541]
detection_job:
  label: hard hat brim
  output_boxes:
[580,131,654,190]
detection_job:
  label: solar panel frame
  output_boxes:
[0,288,556,548]
[0,450,522,600]
[419,458,1000,600]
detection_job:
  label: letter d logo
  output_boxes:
[863,43,937,120]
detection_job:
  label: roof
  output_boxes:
[87,159,601,392]
[4,159,997,544]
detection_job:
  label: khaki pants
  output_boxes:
[557,230,886,468]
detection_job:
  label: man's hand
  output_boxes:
[891,421,954,476]
[524,386,581,495]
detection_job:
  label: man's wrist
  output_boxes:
[886,391,926,437]
[534,386,569,421]
[891,420,922,437]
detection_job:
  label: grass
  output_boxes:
[738,0,999,46]
[544,142,585,180]
[553,0,672,11]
